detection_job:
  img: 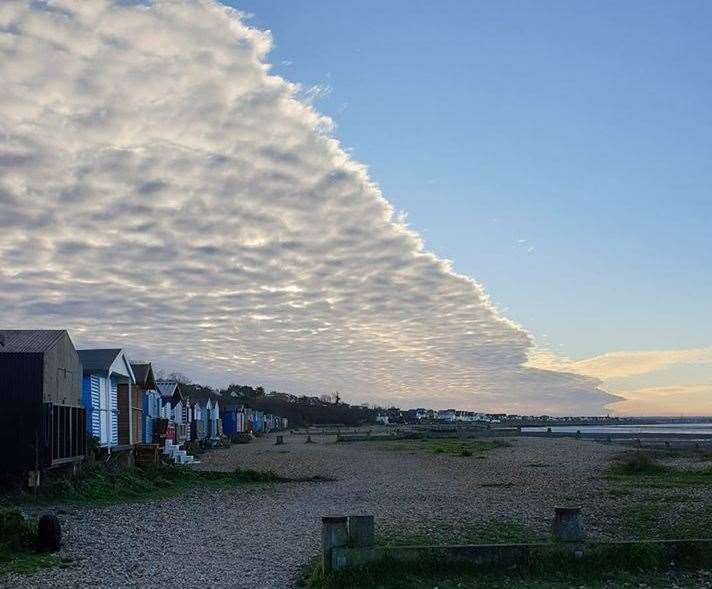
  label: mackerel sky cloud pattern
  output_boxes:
[0,0,619,414]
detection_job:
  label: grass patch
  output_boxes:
[4,463,290,507]
[620,502,712,541]
[0,508,68,576]
[610,452,669,476]
[607,452,712,488]
[373,438,511,458]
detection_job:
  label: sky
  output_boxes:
[0,0,710,415]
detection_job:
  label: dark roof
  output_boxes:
[131,363,156,388]
[187,388,223,406]
[77,349,122,372]
[0,330,67,353]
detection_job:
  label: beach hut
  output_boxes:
[156,381,189,442]
[127,363,160,444]
[116,363,156,446]
[209,398,220,438]
[251,409,265,434]
[191,399,208,441]
[222,404,246,435]
[78,348,135,450]
[0,330,86,475]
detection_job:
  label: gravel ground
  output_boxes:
[3,434,709,588]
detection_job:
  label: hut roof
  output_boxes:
[77,349,122,372]
[0,329,66,353]
[131,363,156,388]
[77,348,135,382]
[187,388,223,406]
[156,381,185,407]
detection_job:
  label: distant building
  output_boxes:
[437,409,457,422]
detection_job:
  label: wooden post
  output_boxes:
[275,435,284,445]
[322,516,348,573]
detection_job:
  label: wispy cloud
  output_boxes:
[529,347,712,380]
[529,347,712,415]
[0,0,616,414]
[607,384,712,417]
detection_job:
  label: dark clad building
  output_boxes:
[0,329,86,475]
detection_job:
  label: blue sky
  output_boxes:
[3,0,710,414]
[229,0,712,360]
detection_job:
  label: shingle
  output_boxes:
[0,330,66,353]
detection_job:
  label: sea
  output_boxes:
[521,422,712,435]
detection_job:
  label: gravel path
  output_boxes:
[3,434,698,588]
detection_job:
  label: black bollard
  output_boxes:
[37,514,61,552]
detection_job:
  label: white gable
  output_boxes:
[108,350,136,383]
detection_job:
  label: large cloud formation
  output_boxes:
[0,0,618,414]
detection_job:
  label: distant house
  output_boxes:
[78,348,136,450]
[128,363,159,444]
[0,330,86,474]
[437,409,457,422]
[375,414,389,425]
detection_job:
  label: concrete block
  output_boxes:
[322,516,348,573]
[348,515,374,547]
[553,507,585,542]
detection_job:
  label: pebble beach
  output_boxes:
[4,434,711,588]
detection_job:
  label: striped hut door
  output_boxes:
[98,377,110,446]
[91,375,101,441]
[110,378,119,446]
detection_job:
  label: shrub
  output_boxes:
[0,508,35,550]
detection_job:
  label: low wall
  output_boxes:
[321,513,712,575]
[330,539,712,572]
